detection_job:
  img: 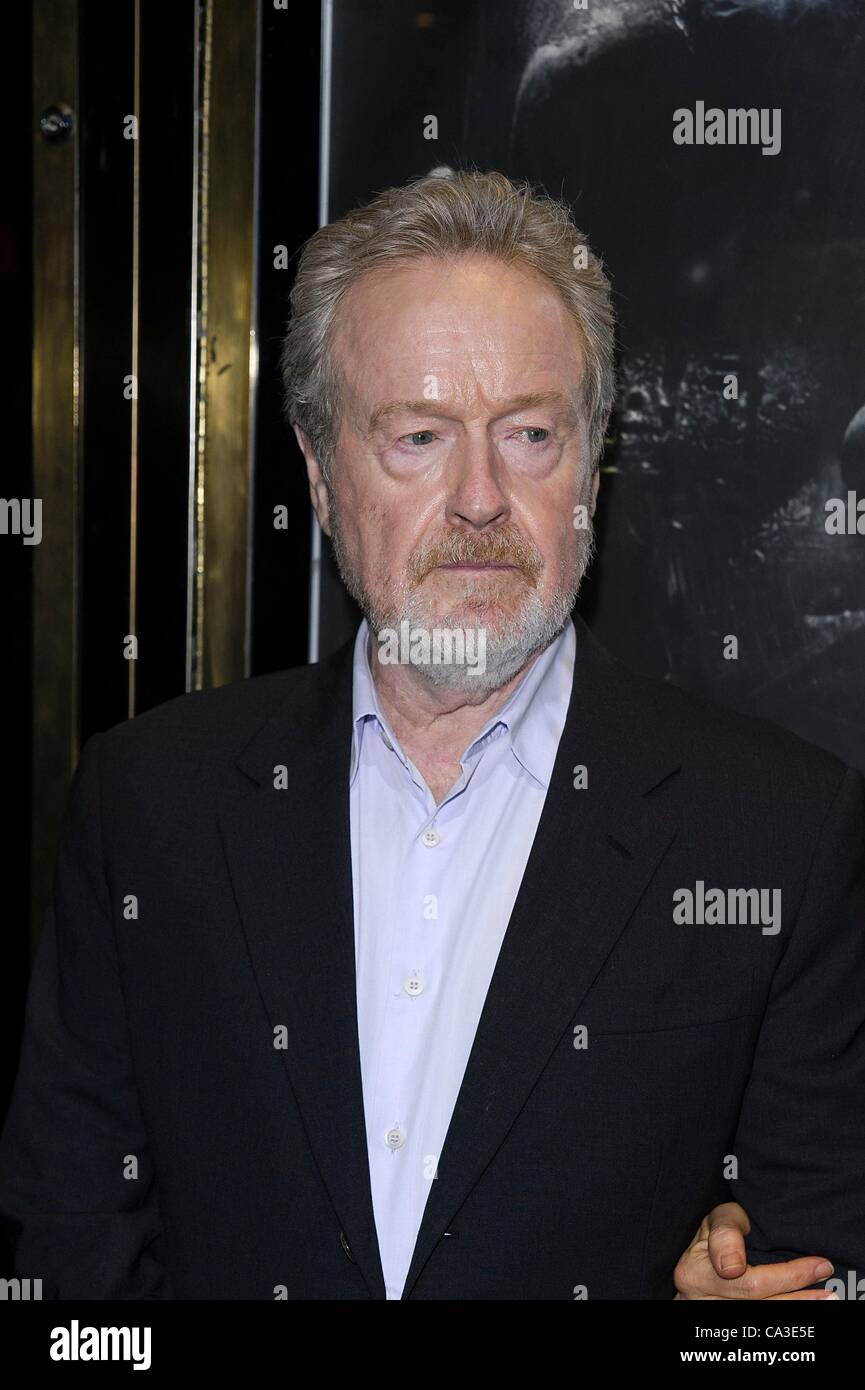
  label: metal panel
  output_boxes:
[196,0,260,689]
[31,0,79,946]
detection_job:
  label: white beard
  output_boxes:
[392,578,577,696]
[329,493,596,698]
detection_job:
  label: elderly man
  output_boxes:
[1,170,861,1301]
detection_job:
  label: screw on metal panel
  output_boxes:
[39,105,75,143]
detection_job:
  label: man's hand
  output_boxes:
[674,1202,839,1300]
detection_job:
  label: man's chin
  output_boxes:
[409,580,537,632]
[407,601,524,641]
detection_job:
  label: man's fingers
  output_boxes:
[674,1240,836,1300]
[674,1203,834,1300]
[713,1257,834,1299]
[706,1203,751,1278]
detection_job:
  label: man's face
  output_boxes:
[301,252,599,691]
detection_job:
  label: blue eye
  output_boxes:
[403,430,437,446]
[520,427,550,444]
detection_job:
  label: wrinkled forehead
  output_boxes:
[330,256,587,413]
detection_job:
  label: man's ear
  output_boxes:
[292,423,332,536]
[589,465,600,517]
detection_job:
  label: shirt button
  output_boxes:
[403,974,425,996]
[385,1126,407,1150]
[421,827,440,847]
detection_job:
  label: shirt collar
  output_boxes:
[350,618,575,791]
[350,623,405,783]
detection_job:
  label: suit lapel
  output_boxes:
[401,615,681,1297]
[216,639,386,1299]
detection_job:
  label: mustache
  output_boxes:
[408,525,544,586]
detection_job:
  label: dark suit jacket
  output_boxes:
[2,615,864,1299]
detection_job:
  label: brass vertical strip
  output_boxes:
[191,0,212,690]
[185,0,204,691]
[31,0,79,948]
[243,0,262,680]
[198,0,259,689]
[127,0,141,717]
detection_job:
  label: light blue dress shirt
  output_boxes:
[349,617,576,1299]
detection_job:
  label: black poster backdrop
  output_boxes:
[320,0,865,769]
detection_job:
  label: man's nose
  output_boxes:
[445,436,510,530]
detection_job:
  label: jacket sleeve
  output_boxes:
[731,764,865,1291]
[0,733,172,1298]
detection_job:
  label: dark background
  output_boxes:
[320,0,865,768]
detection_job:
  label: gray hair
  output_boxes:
[279,168,616,482]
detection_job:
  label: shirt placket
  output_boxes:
[371,743,471,1298]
